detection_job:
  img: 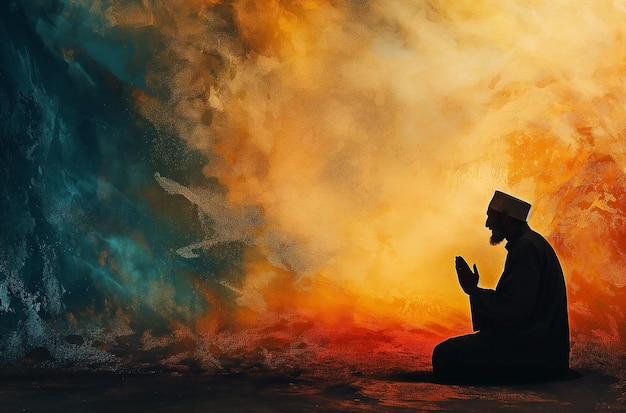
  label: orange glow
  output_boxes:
[77,0,626,371]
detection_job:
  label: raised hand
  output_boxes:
[455,256,479,295]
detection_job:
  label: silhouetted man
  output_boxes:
[432,190,570,383]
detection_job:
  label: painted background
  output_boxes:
[1,0,625,378]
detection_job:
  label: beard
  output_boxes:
[490,228,506,245]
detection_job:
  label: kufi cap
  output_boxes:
[488,190,531,221]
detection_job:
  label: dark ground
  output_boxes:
[0,367,624,412]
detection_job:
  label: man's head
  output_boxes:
[485,191,531,245]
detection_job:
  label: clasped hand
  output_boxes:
[455,256,479,295]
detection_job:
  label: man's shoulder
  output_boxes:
[522,226,545,241]
[515,227,557,256]
[508,227,548,251]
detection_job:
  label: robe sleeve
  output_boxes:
[469,239,542,332]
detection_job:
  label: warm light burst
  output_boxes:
[60,0,626,371]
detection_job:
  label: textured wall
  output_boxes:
[1,0,624,375]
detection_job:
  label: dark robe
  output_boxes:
[432,223,570,383]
